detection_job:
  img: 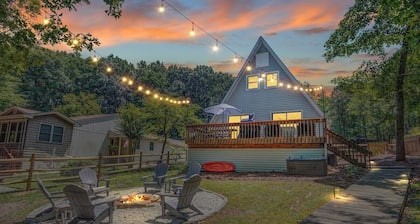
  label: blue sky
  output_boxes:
[52,0,362,86]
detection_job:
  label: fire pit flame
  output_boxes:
[117,193,160,208]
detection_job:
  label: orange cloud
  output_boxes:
[57,0,351,47]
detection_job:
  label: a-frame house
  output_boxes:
[185,37,369,174]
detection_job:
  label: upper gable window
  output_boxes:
[247,75,259,90]
[256,52,269,68]
[265,72,278,88]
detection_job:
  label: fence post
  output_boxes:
[97,153,102,178]
[26,154,35,191]
[138,152,143,172]
[166,151,170,165]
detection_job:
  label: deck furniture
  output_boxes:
[157,174,202,220]
[63,184,116,224]
[166,162,201,193]
[36,177,71,223]
[140,163,168,193]
[79,167,110,197]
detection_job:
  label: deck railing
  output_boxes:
[186,118,326,147]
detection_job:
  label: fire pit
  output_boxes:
[115,193,160,209]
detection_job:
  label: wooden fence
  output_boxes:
[0,151,187,192]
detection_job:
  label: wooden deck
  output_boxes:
[186,118,326,148]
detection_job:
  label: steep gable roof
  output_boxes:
[222,36,323,117]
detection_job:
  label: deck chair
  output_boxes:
[166,162,201,193]
[158,174,202,220]
[140,163,169,193]
[79,167,110,196]
[36,177,71,223]
[63,184,116,224]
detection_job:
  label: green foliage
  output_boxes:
[55,92,101,116]
[117,103,147,154]
[324,0,419,160]
[1,0,124,52]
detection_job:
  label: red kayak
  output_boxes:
[202,161,235,172]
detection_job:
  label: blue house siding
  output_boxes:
[211,36,323,123]
[189,148,325,172]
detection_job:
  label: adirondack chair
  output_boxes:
[79,167,110,196]
[63,184,116,224]
[166,162,201,193]
[140,163,168,193]
[157,174,202,220]
[36,177,71,223]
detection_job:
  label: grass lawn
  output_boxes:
[201,180,334,224]
[0,170,334,224]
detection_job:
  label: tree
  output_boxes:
[1,0,123,52]
[117,103,148,157]
[324,0,420,161]
[55,93,101,117]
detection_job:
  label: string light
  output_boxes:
[92,55,98,63]
[212,40,219,52]
[158,0,165,12]
[106,66,112,73]
[189,22,195,37]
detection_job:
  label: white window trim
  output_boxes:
[38,123,64,144]
[246,74,260,90]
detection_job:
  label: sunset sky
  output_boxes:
[53,0,361,86]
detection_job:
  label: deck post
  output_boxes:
[26,154,35,191]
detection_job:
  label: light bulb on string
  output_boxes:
[233,56,239,63]
[128,80,133,86]
[189,22,195,36]
[43,17,50,26]
[158,0,165,12]
[121,77,127,82]
[106,66,112,73]
[246,65,252,71]
[212,40,219,52]
[92,55,98,63]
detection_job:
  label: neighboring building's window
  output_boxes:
[149,142,154,151]
[265,72,278,88]
[0,123,8,143]
[38,124,64,143]
[52,126,64,143]
[1,122,25,143]
[247,75,259,90]
[272,111,302,121]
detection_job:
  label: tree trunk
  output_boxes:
[395,38,408,161]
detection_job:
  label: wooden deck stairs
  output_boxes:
[326,129,371,168]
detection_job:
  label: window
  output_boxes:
[247,75,259,90]
[265,72,278,88]
[38,124,64,143]
[0,123,8,143]
[0,122,25,143]
[149,142,154,151]
[272,111,302,121]
[256,52,269,68]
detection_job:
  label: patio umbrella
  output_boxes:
[204,103,242,122]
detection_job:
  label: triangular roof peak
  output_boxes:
[222,36,323,117]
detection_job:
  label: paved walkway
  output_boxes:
[301,168,409,224]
